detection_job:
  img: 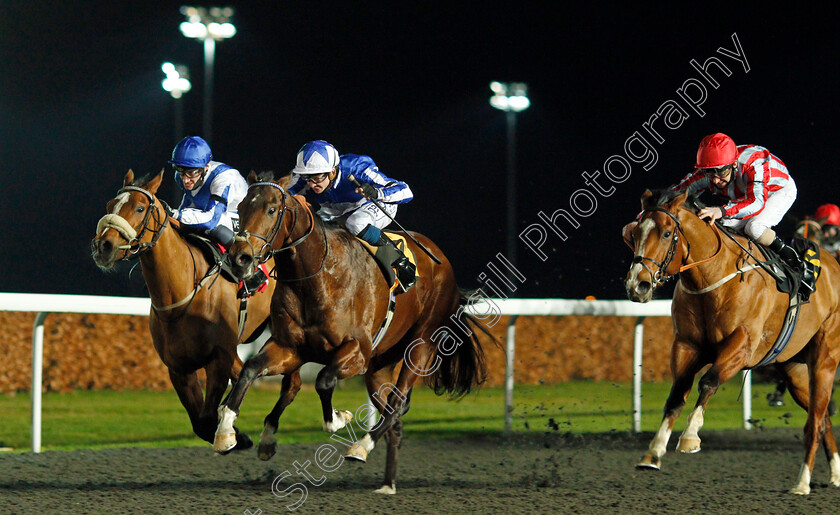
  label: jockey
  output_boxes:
[674,133,814,291]
[168,136,247,249]
[287,140,417,291]
[814,203,840,254]
[168,136,268,293]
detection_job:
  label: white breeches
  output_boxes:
[342,202,397,235]
[721,184,797,241]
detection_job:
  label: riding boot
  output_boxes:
[769,236,816,295]
[373,234,417,292]
[207,224,236,251]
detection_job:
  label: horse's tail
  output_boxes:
[425,288,501,399]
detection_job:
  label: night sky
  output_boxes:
[2,2,838,300]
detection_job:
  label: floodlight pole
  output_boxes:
[203,37,215,143]
[489,82,530,274]
[505,110,518,270]
[161,62,191,144]
[179,6,236,145]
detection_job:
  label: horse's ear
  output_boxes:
[123,169,135,186]
[145,169,164,195]
[276,172,292,189]
[247,171,259,184]
[640,189,654,210]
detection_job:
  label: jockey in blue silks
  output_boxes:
[287,140,416,291]
[168,135,267,291]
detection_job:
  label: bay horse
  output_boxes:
[625,189,840,495]
[213,172,493,494]
[91,169,277,450]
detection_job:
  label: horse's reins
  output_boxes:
[635,206,759,293]
[236,182,328,281]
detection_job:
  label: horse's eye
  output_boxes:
[268,206,277,216]
[663,230,671,238]
[136,206,144,213]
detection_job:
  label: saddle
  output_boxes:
[756,237,821,301]
[356,231,419,292]
[182,232,269,295]
[183,233,239,282]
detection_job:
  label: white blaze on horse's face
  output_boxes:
[628,218,655,279]
[111,192,130,215]
[99,192,131,238]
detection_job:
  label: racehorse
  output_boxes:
[624,189,840,495]
[91,169,277,450]
[213,172,494,494]
[795,216,823,244]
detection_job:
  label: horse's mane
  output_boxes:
[132,172,158,188]
[646,188,707,215]
[252,170,276,182]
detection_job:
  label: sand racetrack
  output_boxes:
[2,429,839,514]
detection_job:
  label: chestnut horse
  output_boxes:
[91,169,277,450]
[213,173,492,494]
[625,189,840,495]
[763,217,839,413]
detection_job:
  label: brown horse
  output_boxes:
[91,169,277,450]
[625,189,840,495]
[213,172,492,493]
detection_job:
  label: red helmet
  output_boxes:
[695,133,738,168]
[815,204,840,226]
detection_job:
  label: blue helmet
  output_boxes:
[293,140,339,175]
[169,136,212,168]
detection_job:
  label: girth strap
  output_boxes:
[370,290,397,351]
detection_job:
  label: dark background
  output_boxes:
[2,2,837,299]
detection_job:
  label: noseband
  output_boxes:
[236,182,315,263]
[99,185,169,259]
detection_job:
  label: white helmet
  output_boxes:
[293,140,339,175]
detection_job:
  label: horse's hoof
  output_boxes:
[345,442,368,462]
[374,484,396,495]
[258,442,277,461]
[213,433,237,454]
[323,410,353,433]
[676,437,701,453]
[235,432,253,451]
[635,454,661,470]
[790,485,810,495]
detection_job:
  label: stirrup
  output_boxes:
[394,257,416,292]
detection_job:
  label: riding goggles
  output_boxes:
[700,164,734,178]
[174,165,203,180]
[304,173,329,184]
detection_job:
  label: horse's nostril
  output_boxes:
[636,282,651,296]
[235,253,252,267]
[99,239,113,255]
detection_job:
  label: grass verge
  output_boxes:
[0,379,815,452]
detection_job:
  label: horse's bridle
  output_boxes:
[632,207,687,287]
[633,206,726,288]
[110,185,169,258]
[236,182,316,263]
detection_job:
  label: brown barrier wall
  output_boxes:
[0,312,676,393]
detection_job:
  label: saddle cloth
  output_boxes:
[356,231,419,291]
